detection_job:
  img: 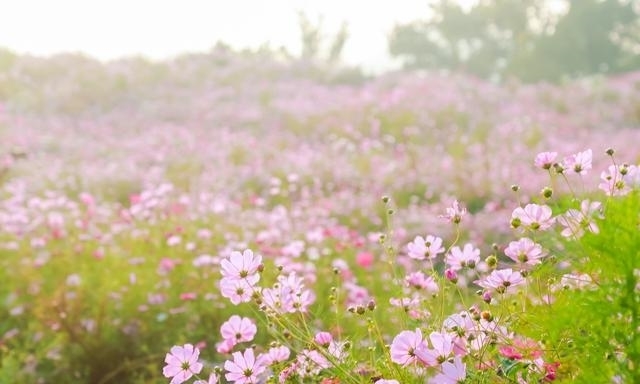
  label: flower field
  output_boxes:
[1,51,640,383]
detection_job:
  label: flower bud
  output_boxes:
[445,268,458,283]
[485,255,498,268]
[621,164,629,175]
[553,163,564,174]
[367,300,376,311]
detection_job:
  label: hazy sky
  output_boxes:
[0,0,458,73]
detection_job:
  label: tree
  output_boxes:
[298,12,349,64]
[389,0,640,82]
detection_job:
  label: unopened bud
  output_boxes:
[541,187,553,199]
[485,255,498,268]
[511,184,520,192]
[606,148,615,156]
[553,163,565,174]
[381,196,390,204]
[445,268,458,283]
[367,300,376,311]
[621,164,629,175]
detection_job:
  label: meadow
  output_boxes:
[1,49,639,383]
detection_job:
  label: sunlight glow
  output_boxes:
[0,0,441,72]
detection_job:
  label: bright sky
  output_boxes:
[0,0,449,73]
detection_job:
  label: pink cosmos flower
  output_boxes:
[328,341,348,361]
[314,331,333,347]
[441,200,466,224]
[216,338,235,354]
[558,273,594,290]
[428,356,466,384]
[443,312,475,356]
[356,251,374,268]
[167,235,181,246]
[220,249,263,285]
[261,273,315,313]
[179,292,197,301]
[390,329,428,366]
[162,344,204,384]
[224,348,267,384]
[416,331,454,366]
[557,200,602,238]
[260,345,290,365]
[158,258,178,274]
[443,312,475,336]
[389,296,421,312]
[405,271,439,293]
[220,315,257,345]
[278,362,299,383]
[599,164,639,196]
[534,151,558,170]
[220,278,255,305]
[563,149,592,175]
[297,349,330,374]
[544,361,561,381]
[477,268,525,294]
[344,282,371,306]
[445,244,480,271]
[498,337,543,361]
[469,332,492,352]
[504,237,546,266]
[511,204,554,231]
[407,235,445,260]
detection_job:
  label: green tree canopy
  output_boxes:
[389,0,640,82]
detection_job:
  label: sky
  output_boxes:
[0,0,454,73]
